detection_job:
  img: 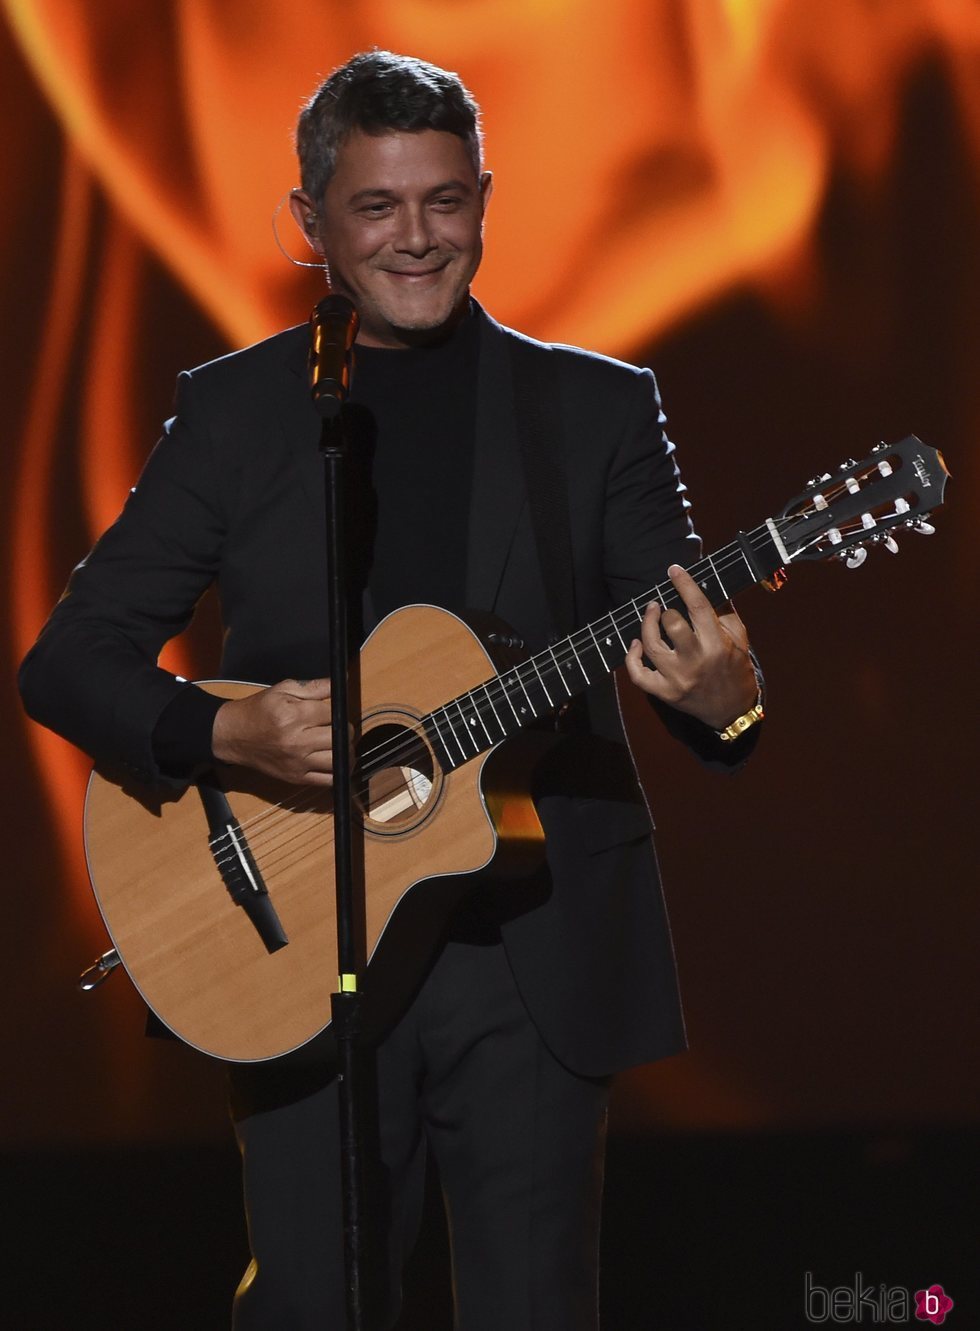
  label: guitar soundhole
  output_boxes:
[354,721,439,830]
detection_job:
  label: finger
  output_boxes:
[638,602,676,659]
[666,564,718,637]
[298,722,333,749]
[625,638,675,700]
[716,606,750,650]
[303,745,334,775]
[278,677,332,699]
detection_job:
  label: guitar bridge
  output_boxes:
[197,776,288,953]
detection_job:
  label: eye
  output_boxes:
[431,196,461,211]
[359,202,393,216]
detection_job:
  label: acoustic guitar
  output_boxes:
[81,436,948,1062]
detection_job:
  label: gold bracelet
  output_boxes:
[716,698,764,742]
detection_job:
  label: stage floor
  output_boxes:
[5,1128,976,1328]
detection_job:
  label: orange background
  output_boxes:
[2,0,977,1145]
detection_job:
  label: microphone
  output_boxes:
[308,294,359,419]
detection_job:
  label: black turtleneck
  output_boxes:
[345,302,479,623]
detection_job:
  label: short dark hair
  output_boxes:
[296,50,483,206]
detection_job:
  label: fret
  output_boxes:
[481,684,509,740]
[706,552,728,601]
[530,656,556,708]
[497,671,523,725]
[425,711,456,771]
[587,620,619,671]
[468,695,494,747]
[510,666,539,720]
[734,536,757,582]
[609,614,629,653]
[454,699,483,753]
[438,706,469,764]
[566,633,592,685]
[548,646,573,698]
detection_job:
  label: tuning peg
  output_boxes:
[839,458,858,471]
[872,441,888,452]
[912,518,935,535]
[883,535,899,554]
[843,547,868,569]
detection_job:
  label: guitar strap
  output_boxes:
[509,338,577,639]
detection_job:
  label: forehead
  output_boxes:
[326,129,478,201]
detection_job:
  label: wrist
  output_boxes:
[715,690,764,742]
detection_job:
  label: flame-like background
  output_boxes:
[2,0,977,1150]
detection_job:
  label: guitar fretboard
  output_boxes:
[421,519,785,770]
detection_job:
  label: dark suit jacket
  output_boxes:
[20,303,755,1076]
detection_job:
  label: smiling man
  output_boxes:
[19,50,761,1330]
[289,127,493,346]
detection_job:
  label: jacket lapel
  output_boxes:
[276,324,326,520]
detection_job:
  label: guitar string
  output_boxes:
[208,509,836,869]
[215,475,913,869]
[216,455,910,856]
[210,486,901,872]
[222,471,920,876]
[207,516,801,868]
[208,525,772,865]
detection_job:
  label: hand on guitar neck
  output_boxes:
[211,677,336,785]
[624,564,759,731]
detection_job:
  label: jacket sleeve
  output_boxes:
[18,369,227,787]
[601,366,764,771]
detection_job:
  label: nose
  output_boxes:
[392,204,436,258]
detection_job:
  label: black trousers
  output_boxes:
[229,934,610,1330]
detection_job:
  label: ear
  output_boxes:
[478,171,494,216]
[288,189,323,253]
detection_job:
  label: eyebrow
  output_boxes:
[347,178,475,205]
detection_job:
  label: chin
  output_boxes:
[389,297,457,330]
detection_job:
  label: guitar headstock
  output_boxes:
[777,436,949,568]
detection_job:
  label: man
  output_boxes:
[20,50,761,1330]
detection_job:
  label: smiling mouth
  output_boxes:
[383,265,448,280]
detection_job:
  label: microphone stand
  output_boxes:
[309,298,367,1330]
